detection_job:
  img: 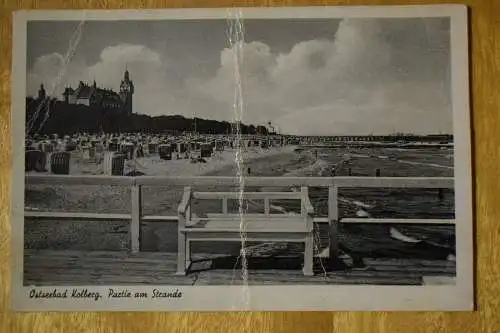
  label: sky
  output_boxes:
[26,18,452,136]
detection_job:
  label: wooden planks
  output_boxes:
[23,250,455,287]
[25,174,135,186]
[194,270,424,286]
[181,232,309,242]
[178,186,192,215]
[341,218,456,225]
[142,215,178,222]
[130,184,142,252]
[140,176,452,189]
[193,191,303,200]
[24,211,131,220]
[328,185,339,260]
[24,251,197,286]
[205,213,300,218]
[26,174,454,189]
[139,215,329,223]
[186,218,308,232]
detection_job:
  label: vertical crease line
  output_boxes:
[28,18,86,134]
[227,8,250,309]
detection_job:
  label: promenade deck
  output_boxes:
[24,249,456,286]
[23,174,457,286]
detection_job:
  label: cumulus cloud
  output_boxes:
[27,18,451,135]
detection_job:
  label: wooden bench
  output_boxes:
[176,186,315,276]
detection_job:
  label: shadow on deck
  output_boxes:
[24,250,456,286]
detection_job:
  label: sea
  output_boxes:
[268,146,454,260]
[24,145,456,262]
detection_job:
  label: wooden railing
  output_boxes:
[24,174,455,258]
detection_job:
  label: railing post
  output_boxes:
[328,184,339,261]
[264,197,270,215]
[131,183,142,253]
[222,196,228,214]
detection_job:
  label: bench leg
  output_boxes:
[303,233,314,276]
[176,231,187,276]
[185,239,192,271]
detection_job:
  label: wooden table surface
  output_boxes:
[1,0,498,332]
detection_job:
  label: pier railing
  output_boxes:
[24,174,455,258]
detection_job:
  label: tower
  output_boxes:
[63,86,71,103]
[119,68,134,115]
[37,83,46,100]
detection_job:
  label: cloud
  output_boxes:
[193,18,451,135]
[27,18,451,135]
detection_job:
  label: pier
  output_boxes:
[24,174,456,285]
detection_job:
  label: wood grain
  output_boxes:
[1,0,499,332]
[24,249,453,285]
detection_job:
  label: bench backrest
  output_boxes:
[187,187,310,217]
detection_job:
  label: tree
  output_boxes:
[25,101,263,136]
[256,125,268,136]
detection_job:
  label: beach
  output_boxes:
[55,145,297,177]
[24,145,455,261]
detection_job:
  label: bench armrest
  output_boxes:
[303,196,314,215]
[178,187,192,216]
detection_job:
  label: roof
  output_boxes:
[98,88,120,99]
[76,85,94,99]
[71,84,122,103]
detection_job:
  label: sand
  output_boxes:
[62,145,298,177]
[132,146,298,177]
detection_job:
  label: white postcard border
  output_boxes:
[11,5,473,311]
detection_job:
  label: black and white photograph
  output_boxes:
[11,6,473,311]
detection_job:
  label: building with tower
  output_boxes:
[119,69,134,115]
[60,69,134,114]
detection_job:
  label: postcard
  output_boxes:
[11,5,473,311]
